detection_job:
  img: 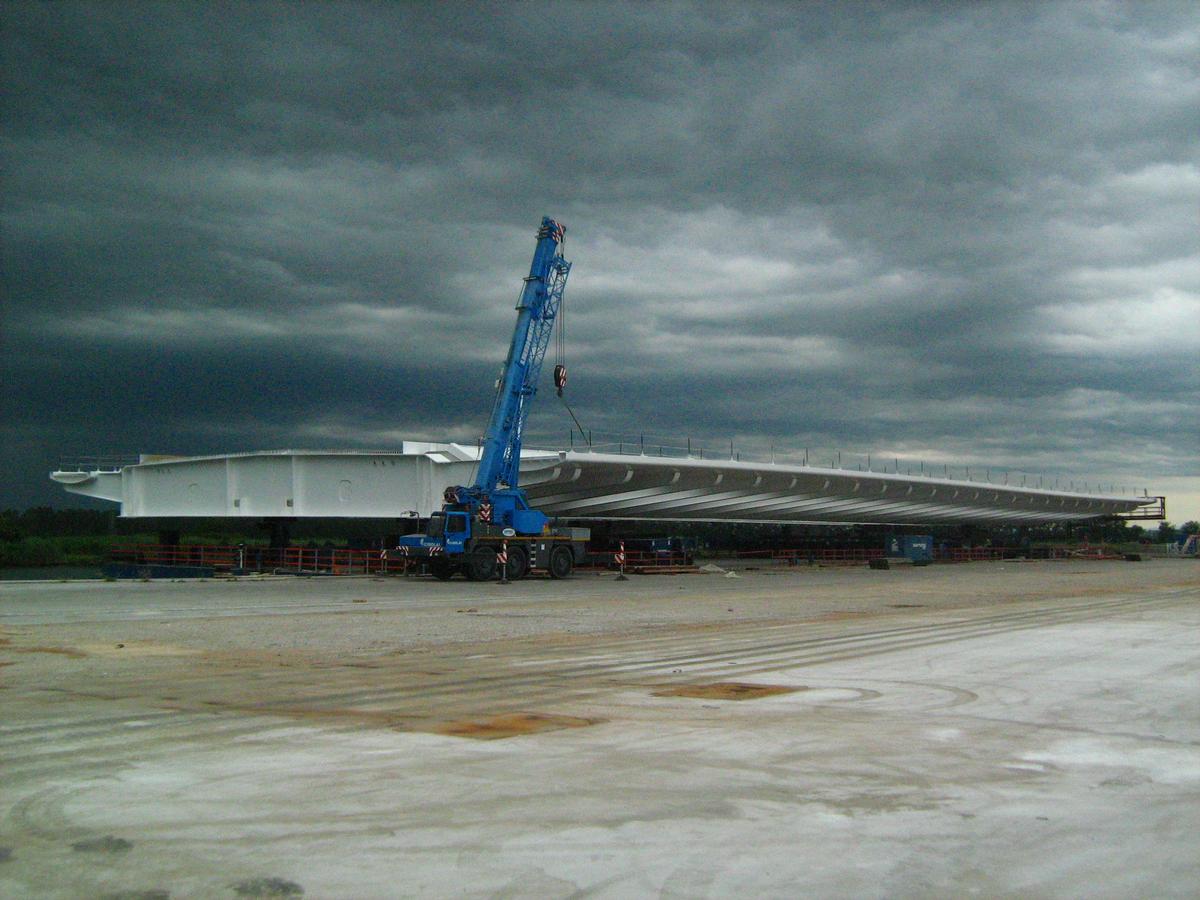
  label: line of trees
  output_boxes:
[2,507,1196,568]
[0,507,127,540]
[4,506,1197,545]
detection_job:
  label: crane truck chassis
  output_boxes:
[397,217,589,580]
[404,510,590,581]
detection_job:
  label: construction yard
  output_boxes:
[2,559,1198,898]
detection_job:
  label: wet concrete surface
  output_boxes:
[1,560,1197,898]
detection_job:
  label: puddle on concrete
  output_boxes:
[232,877,304,897]
[655,682,803,701]
[100,890,170,900]
[0,847,12,863]
[436,712,599,740]
[71,835,133,853]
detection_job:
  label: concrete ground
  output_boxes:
[1,559,1197,899]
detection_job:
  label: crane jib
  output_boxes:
[470,217,571,518]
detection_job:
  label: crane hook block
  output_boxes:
[553,364,567,396]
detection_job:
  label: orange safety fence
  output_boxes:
[110,542,1128,576]
[934,546,1121,561]
[109,544,408,575]
[736,547,887,566]
[580,550,696,571]
[735,545,1122,565]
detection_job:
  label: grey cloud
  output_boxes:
[2,1,1197,513]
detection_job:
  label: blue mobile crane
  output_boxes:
[397,217,589,581]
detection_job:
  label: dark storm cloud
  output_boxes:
[2,1,1197,511]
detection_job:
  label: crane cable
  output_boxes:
[553,240,568,397]
[559,393,590,447]
[550,237,591,446]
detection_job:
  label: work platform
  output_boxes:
[51,443,1153,526]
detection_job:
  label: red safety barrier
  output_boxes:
[933,546,1120,562]
[574,550,698,574]
[736,547,887,566]
[109,544,240,570]
[110,542,1126,576]
[735,545,1121,565]
[108,544,405,575]
[580,550,695,570]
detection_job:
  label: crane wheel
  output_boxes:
[430,560,454,581]
[466,546,497,582]
[548,545,574,579]
[505,545,529,581]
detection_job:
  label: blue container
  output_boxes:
[886,535,933,562]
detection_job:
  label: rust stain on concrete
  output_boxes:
[655,682,802,701]
[435,712,599,740]
[7,645,88,658]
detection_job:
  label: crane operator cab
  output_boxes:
[425,510,470,554]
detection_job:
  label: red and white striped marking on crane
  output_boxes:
[497,541,508,565]
[478,501,492,523]
[615,541,625,567]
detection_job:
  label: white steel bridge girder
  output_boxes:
[51,443,1146,526]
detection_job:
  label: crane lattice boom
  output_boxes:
[475,217,571,494]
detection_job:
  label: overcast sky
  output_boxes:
[3,2,1198,521]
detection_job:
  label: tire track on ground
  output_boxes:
[3,588,1191,782]
[223,591,1185,713]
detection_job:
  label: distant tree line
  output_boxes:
[3,506,1196,545]
[0,508,381,543]
[1,507,126,540]
[1,506,1195,568]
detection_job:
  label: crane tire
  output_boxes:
[430,560,454,581]
[466,546,497,582]
[548,545,574,579]
[506,545,529,581]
